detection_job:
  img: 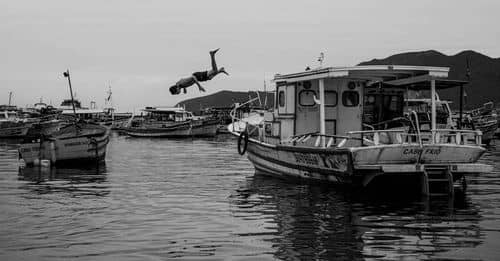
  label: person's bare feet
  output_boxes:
[219,67,229,76]
[210,48,220,55]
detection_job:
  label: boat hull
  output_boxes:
[476,121,497,145]
[19,130,110,166]
[0,123,31,138]
[350,144,485,165]
[124,120,218,138]
[190,120,218,137]
[124,126,191,137]
[242,136,491,188]
[245,138,353,184]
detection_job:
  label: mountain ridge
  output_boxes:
[178,50,499,111]
[176,90,274,114]
[359,50,500,108]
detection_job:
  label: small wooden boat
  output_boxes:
[123,107,219,137]
[18,69,110,166]
[19,122,109,166]
[0,106,32,138]
[467,102,498,145]
[0,122,32,138]
[229,65,492,195]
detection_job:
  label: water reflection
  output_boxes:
[18,164,109,197]
[231,175,482,260]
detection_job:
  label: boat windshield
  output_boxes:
[362,90,405,129]
[405,100,450,125]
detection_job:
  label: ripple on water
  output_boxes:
[0,136,499,260]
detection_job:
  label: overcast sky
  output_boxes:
[2,0,499,112]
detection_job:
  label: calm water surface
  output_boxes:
[1,133,499,260]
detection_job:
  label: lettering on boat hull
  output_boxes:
[292,152,348,172]
[244,141,351,184]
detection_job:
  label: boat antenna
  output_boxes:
[8,91,12,106]
[256,90,262,107]
[465,57,471,107]
[63,69,77,119]
[107,84,112,103]
[263,79,268,109]
[318,52,325,68]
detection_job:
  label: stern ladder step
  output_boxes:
[421,166,454,196]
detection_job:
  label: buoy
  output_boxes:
[41,159,51,168]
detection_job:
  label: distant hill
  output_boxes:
[359,50,500,109]
[176,90,274,114]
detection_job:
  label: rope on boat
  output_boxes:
[237,130,249,155]
[89,137,99,162]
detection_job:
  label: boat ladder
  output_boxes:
[421,166,454,196]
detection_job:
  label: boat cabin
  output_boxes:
[61,108,105,120]
[142,107,194,122]
[1,110,18,120]
[261,65,467,145]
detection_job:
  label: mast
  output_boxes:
[317,52,326,146]
[431,79,436,143]
[8,92,12,106]
[318,52,324,68]
[106,84,114,120]
[460,57,471,129]
[319,79,326,147]
[63,69,77,119]
[263,80,267,109]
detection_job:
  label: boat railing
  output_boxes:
[229,97,262,133]
[281,132,352,148]
[409,110,423,147]
[345,129,483,146]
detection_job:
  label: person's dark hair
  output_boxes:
[169,85,180,95]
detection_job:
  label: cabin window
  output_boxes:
[325,91,338,107]
[342,91,359,107]
[299,90,316,106]
[278,91,285,107]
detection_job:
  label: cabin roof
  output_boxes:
[382,74,467,89]
[143,107,188,113]
[273,65,450,83]
[405,98,452,104]
[62,109,104,114]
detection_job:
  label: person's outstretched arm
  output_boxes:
[192,76,206,92]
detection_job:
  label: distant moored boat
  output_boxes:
[123,107,219,138]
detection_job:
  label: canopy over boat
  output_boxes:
[142,107,188,113]
[274,65,449,83]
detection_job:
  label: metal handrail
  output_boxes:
[346,128,483,146]
[348,129,407,135]
[282,132,351,148]
[229,97,262,132]
[409,110,423,147]
[287,132,350,140]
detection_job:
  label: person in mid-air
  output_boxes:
[169,48,229,95]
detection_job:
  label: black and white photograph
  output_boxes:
[1,0,500,260]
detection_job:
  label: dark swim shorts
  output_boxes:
[193,71,209,82]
